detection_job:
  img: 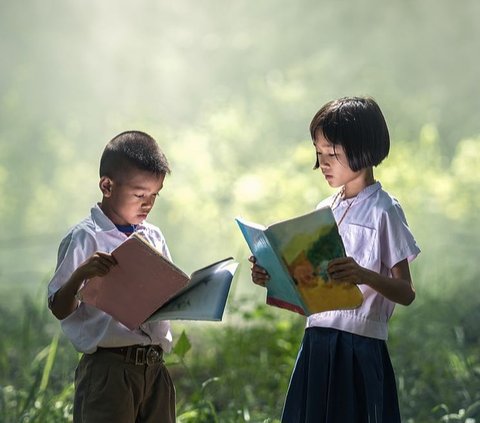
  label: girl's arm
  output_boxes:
[249,256,270,287]
[328,257,415,306]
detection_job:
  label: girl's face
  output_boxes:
[99,168,165,226]
[314,133,369,194]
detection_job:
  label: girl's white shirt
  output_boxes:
[48,204,173,354]
[307,182,420,340]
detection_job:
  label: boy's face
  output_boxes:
[99,167,165,226]
[314,133,361,189]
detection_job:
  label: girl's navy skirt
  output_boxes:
[281,327,401,423]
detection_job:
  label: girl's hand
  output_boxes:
[248,256,270,287]
[329,257,416,306]
[327,257,366,285]
[74,251,117,281]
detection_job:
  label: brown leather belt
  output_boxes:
[98,344,163,366]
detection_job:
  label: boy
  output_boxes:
[48,130,176,423]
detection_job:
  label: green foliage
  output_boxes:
[433,402,480,422]
[390,272,480,422]
[2,277,480,422]
[173,301,303,422]
[0,296,75,422]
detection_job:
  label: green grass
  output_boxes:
[1,274,479,422]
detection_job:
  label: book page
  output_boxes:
[267,207,363,314]
[146,260,238,321]
[235,217,306,314]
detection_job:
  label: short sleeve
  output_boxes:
[380,203,420,269]
[47,229,97,300]
[135,225,172,261]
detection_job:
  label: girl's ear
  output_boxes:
[99,176,113,197]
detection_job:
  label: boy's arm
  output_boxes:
[50,252,117,320]
[327,257,415,306]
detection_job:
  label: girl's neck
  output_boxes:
[343,167,375,199]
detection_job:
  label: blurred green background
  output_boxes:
[1,0,479,422]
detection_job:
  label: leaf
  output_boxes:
[466,400,480,418]
[39,333,59,394]
[201,377,220,391]
[173,330,192,360]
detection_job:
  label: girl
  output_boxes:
[250,96,420,422]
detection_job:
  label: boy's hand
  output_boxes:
[50,251,117,320]
[75,252,117,281]
[249,256,270,287]
[327,257,365,285]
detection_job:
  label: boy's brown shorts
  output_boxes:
[73,346,175,423]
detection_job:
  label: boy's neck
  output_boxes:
[343,167,375,198]
[99,201,131,226]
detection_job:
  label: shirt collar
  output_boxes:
[90,203,147,234]
[90,204,116,232]
[339,181,382,205]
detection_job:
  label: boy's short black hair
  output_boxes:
[310,96,390,172]
[99,130,171,179]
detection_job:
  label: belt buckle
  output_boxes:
[146,346,162,366]
[134,347,146,365]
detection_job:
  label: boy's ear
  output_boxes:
[99,176,113,197]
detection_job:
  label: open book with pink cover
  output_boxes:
[235,207,363,316]
[76,233,238,330]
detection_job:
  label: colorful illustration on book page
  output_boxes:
[281,224,363,313]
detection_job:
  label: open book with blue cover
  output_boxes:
[76,233,238,330]
[236,207,363,316]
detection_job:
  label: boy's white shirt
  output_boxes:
[307,182,420,340]
[48,204,173,354]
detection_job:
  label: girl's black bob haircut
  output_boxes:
[310,96,390,172]
[99,130,171,179]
